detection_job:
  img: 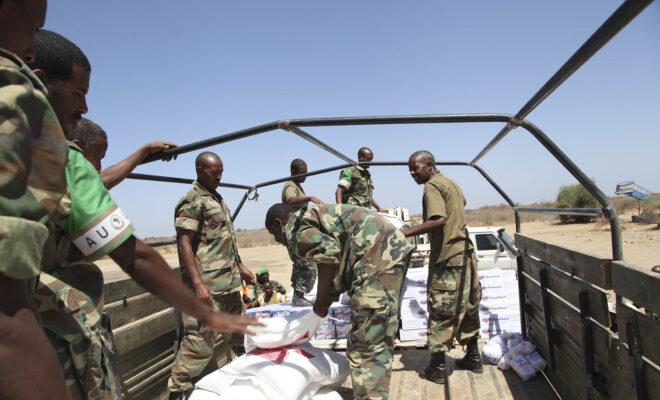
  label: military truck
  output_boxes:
[107,1,658,399]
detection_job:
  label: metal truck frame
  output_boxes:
[111,1,657,398]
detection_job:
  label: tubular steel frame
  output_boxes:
[130,0,654,262]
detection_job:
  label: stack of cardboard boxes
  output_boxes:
[477,268,521,337]
[314,303,352,340]
[399,266,430,342]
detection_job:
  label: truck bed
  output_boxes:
[334,343,556,400]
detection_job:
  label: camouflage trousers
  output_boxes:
[427,251,481,353]
[348,263,406,400]
[291,260,317,293]
[37,268,120,400]
[168,291,245,393]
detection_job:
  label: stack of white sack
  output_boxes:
[190,310,350,400]
[478,269,522,337]
[399,266,430,342]
[481,333,547,381]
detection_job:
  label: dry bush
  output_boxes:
[236,229,278,248]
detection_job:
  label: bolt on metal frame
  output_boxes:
[129,0,654,262]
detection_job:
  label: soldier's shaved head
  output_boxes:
[358,147,373,158]
[409,150,435,165]
[69,118,107,171]
[265,203,295,228]
[408,150,437,185]
[290,158,307,172]
[195,152,223,190]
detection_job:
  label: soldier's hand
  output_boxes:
[313,299,329,318]
[239,264,256,286]
[146,141,178,161]
[203,311,264,335]
[193,282,213,306]
[310,196,323,206]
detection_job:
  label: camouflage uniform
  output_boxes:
[0,48,68,285]
[168,181,245,393]
[423,172,481,353]
[337,166,374,208]
[284,204,413,400]
[281,180,317,293]
[37,143,134,399]
[252,280,286,299]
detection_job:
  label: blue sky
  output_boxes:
[46,1,659,236]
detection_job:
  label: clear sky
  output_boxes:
[46,1,659,237]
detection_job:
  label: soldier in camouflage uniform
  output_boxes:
[281,158,321,305]
[266,203,414,400]
[404,150,482,384]
[253,268,286,298]
[0,2,72,397]
[168,151,256,399]
[335,147,383,211]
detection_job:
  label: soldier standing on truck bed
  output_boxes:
[282,158,321,305]
[168,151,257,400]
[335,147,383,211]
[403,150,482,384]
[265,203,413,400]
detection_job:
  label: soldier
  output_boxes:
[249,282,286,308]
[168,151,256,399]
[265,203,414,400]
[335,147,382,211]
[28,30,260,399]
[0,1,72,398]
[253,268,286,299]
[403,150,482,384]
[281,158,320,305]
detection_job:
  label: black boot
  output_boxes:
[419,351,447,384]
[291,290,313,307]
[455,337,483,373]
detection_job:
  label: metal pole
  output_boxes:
[471,0,653,165]
[127,173,252,190]
[232,190,252,221]
[285,126,356,165]
[519,119,623,260]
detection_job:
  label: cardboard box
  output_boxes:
[315,323,335,340]
[401,317,429,330]
[479,301,521,314]
[478,269,516,281]
[399,328,429,342]
[335,323,350,339]
[402,286,428,299]
[401,298,429,318]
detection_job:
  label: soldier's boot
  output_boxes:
[291,290,313,307]
[455,337,483,373]
[419,351,447,384]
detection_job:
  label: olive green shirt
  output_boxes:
[174,181,242,295]
[337,166,374,208]
[281,180,306,209]
[423,172,473,265]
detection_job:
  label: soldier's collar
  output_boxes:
[192,180,223,199]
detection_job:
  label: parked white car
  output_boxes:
[412,226,518,270]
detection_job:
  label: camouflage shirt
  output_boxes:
[0,48,68,279]
[338,166,374,208]
[281,180,306,209]
[283,204,413,295]
[423,172,473,265]
[175,181,242,295]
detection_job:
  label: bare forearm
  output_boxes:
[403,217,447,238]
[315,263,338,306]
[287,195,312,207]
[111,237,211,321]
[335,187,343,204]
[371,198,382,211]
[101,146,149,189]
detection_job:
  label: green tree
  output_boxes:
[554,183,599,223]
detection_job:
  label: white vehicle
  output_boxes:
[412,226,518,270]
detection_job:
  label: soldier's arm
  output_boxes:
[287,194,322,206]
[177,229,212,305]
[101,141,177,189]
[370,198,383,212]
[313,263,338,317]
[110,236,261,333]
[402,216,447,238]
[335,186,344,204]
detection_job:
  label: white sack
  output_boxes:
[508,341,535,358]
[194,343,349,400]
[497,353,511,370]
[312,388,344,400]
[525,351,547,371]
[510,355,537,381]
[482,342,507,365]
[244,310,323,352]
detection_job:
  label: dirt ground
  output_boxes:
[98,216,658,288]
